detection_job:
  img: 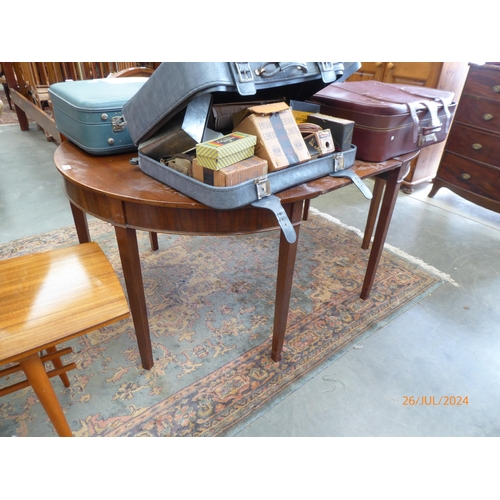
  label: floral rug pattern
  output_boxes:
[0,212,444,436]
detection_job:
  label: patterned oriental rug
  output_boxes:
[0,210,448,437]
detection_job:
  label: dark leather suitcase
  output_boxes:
[122,62,363,243]
[309,80,456,162]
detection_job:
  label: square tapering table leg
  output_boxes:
[361,159,411,300]
[114,226,154,370]
[272,201,303,362]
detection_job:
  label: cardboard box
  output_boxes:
[307,113,354,152]
[195,132,257,170]
[234,102,311,171]
[192,156,268,186]
[210,100,283,132]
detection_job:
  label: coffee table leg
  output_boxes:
[271,201,303,362]
[114,226,154,370]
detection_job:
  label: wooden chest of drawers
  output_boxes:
[429,63,500,212]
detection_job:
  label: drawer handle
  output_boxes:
[493,85,500,93]
[461,173,471,180]
[472,143,483,150]
[483,113,494,121]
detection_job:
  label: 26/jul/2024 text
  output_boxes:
[403,396,469,406]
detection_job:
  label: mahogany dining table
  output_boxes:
[54,140,416,370]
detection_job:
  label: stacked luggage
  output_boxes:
[49,62,456,242]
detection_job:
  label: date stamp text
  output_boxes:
[403,396,469,406]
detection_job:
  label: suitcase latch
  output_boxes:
[255,176,271,199]
[235,62,254,83]
[112,116,127,133]
[333,152,345,172]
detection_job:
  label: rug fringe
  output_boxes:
[309,207,459,287]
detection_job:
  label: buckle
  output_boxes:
[252,194,296,244]
[330,169,373,200]
[235,62,254,83]
[320,62,334,72]
[418,133,438,146]
[255,176,271,199]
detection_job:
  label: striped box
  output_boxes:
[234,102,311,171]
[196,132,257,170]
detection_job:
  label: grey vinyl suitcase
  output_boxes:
[49,77,148,155]
[122,62,363,243]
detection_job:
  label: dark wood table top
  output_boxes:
[54,140,403,210]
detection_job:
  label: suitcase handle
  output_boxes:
[255,62,308,78]
[407,100,443,143]
[255,62,343,84]
[231,62,344,96]
[397,87,453,138]
[232,62,308,96]
[254,62,346,83]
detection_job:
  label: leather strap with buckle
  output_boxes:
[252,195,297,244]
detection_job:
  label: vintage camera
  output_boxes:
[304,128,335,157]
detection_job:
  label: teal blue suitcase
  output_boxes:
[49,77,148,155]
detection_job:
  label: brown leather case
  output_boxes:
[309,81,456,162]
